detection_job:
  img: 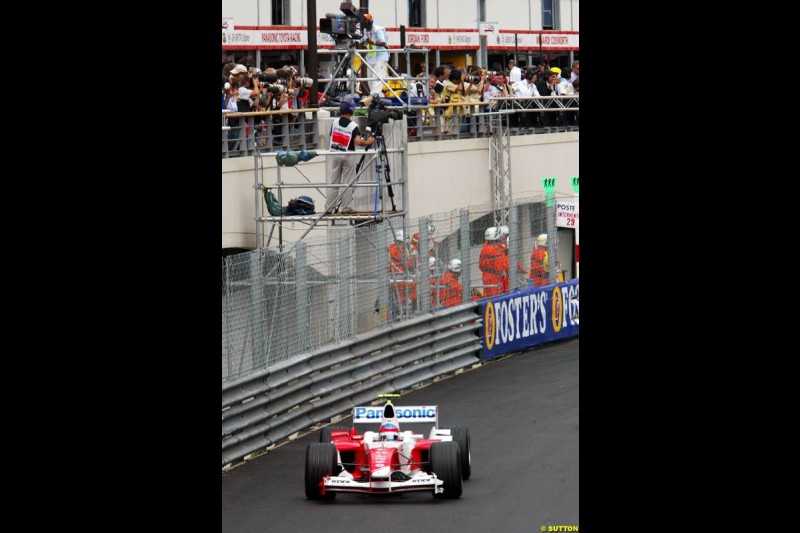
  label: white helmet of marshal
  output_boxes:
[429,256,437,272]
[484,227,499,241]
[394,229,405,242]
[448,258,462,273]
[498,225,510,239]
[536,233,548,246]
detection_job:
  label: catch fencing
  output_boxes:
[222,195,554,383]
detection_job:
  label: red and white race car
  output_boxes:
[305,394,471,500]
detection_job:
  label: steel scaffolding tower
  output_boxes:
[488,111,513,227]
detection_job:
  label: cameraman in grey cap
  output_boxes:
[325,102,375,214]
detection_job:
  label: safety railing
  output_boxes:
[221,96,578,158]
[222,108,320,159]
[221,302,482,469]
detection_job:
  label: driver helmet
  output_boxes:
[379,422,400,441]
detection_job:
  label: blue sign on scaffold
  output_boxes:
[479,278,579,359]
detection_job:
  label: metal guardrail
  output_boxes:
[221,302,482,468]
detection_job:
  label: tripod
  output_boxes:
[356,124,396,212]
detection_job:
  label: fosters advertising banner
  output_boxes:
[480,279,579,359]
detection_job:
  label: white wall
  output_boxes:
[222,132,578,249]
[221,0,578,31]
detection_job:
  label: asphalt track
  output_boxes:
[222,337,579,533]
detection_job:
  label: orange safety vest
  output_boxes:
[438,271,463,307]
[479,242,508,297]
[530,247,549,287]
[389,242,417,304]
[388,243,415,274]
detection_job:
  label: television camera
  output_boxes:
[320,2,366,41]
[363,95,405,135]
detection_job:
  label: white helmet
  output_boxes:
[498,225,510,239]
[429,256,437,272]
[536,233,548,246]
[394,229,405,242]
[448,258,462,273]
[484,227,499,241]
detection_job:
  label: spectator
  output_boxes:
[388,229,418,315]
[484,72,508,112]
[361,13,389,96]
[479,227,507,297]
[324,102,375,214]
[438,259,463,307]
[568,61,579,84]
[432,65,450,96]
[442,69,465,134]
[508,59,522,84]
[530,233,550,287]
[462,66,486,134]
[424,72,443,129]
[225,78,241,152]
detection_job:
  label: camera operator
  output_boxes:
[325,102,375,215]
[361,13,389,96]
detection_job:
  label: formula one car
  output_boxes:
[305,394,471,500]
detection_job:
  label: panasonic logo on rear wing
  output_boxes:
[353,406,438,423]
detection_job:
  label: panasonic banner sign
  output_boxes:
[353,406,438,423]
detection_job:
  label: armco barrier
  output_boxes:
[479,279,579,359]
[222,303,482,468]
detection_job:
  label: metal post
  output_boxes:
[250,250,265,369]
[571,176,579,278]
[381,228,392,323]
[508,205,519,290]
[459,209,471,303]
[338,229,353,340]
[295,241,310,354]
[542,177,558,285]
[307,0,319,106]
[254,152,262,248]
[418,216,430,312]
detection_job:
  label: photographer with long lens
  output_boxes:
[325,102,375,215]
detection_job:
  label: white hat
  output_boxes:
[230,64,247,75]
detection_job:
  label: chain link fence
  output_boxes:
[222,195,555,383]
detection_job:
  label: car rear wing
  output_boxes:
[352,405,439,426]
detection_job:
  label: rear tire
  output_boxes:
[429,441,462,499]
[305,443,338,500]
[319,426,349,443]
[443,425,471,480]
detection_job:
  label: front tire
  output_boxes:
[305,443,338,500]
[429,441,462,499]
[443,425,471,480]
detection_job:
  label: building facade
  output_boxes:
[222,0,579,74]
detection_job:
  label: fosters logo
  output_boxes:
[483,283,578,350]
